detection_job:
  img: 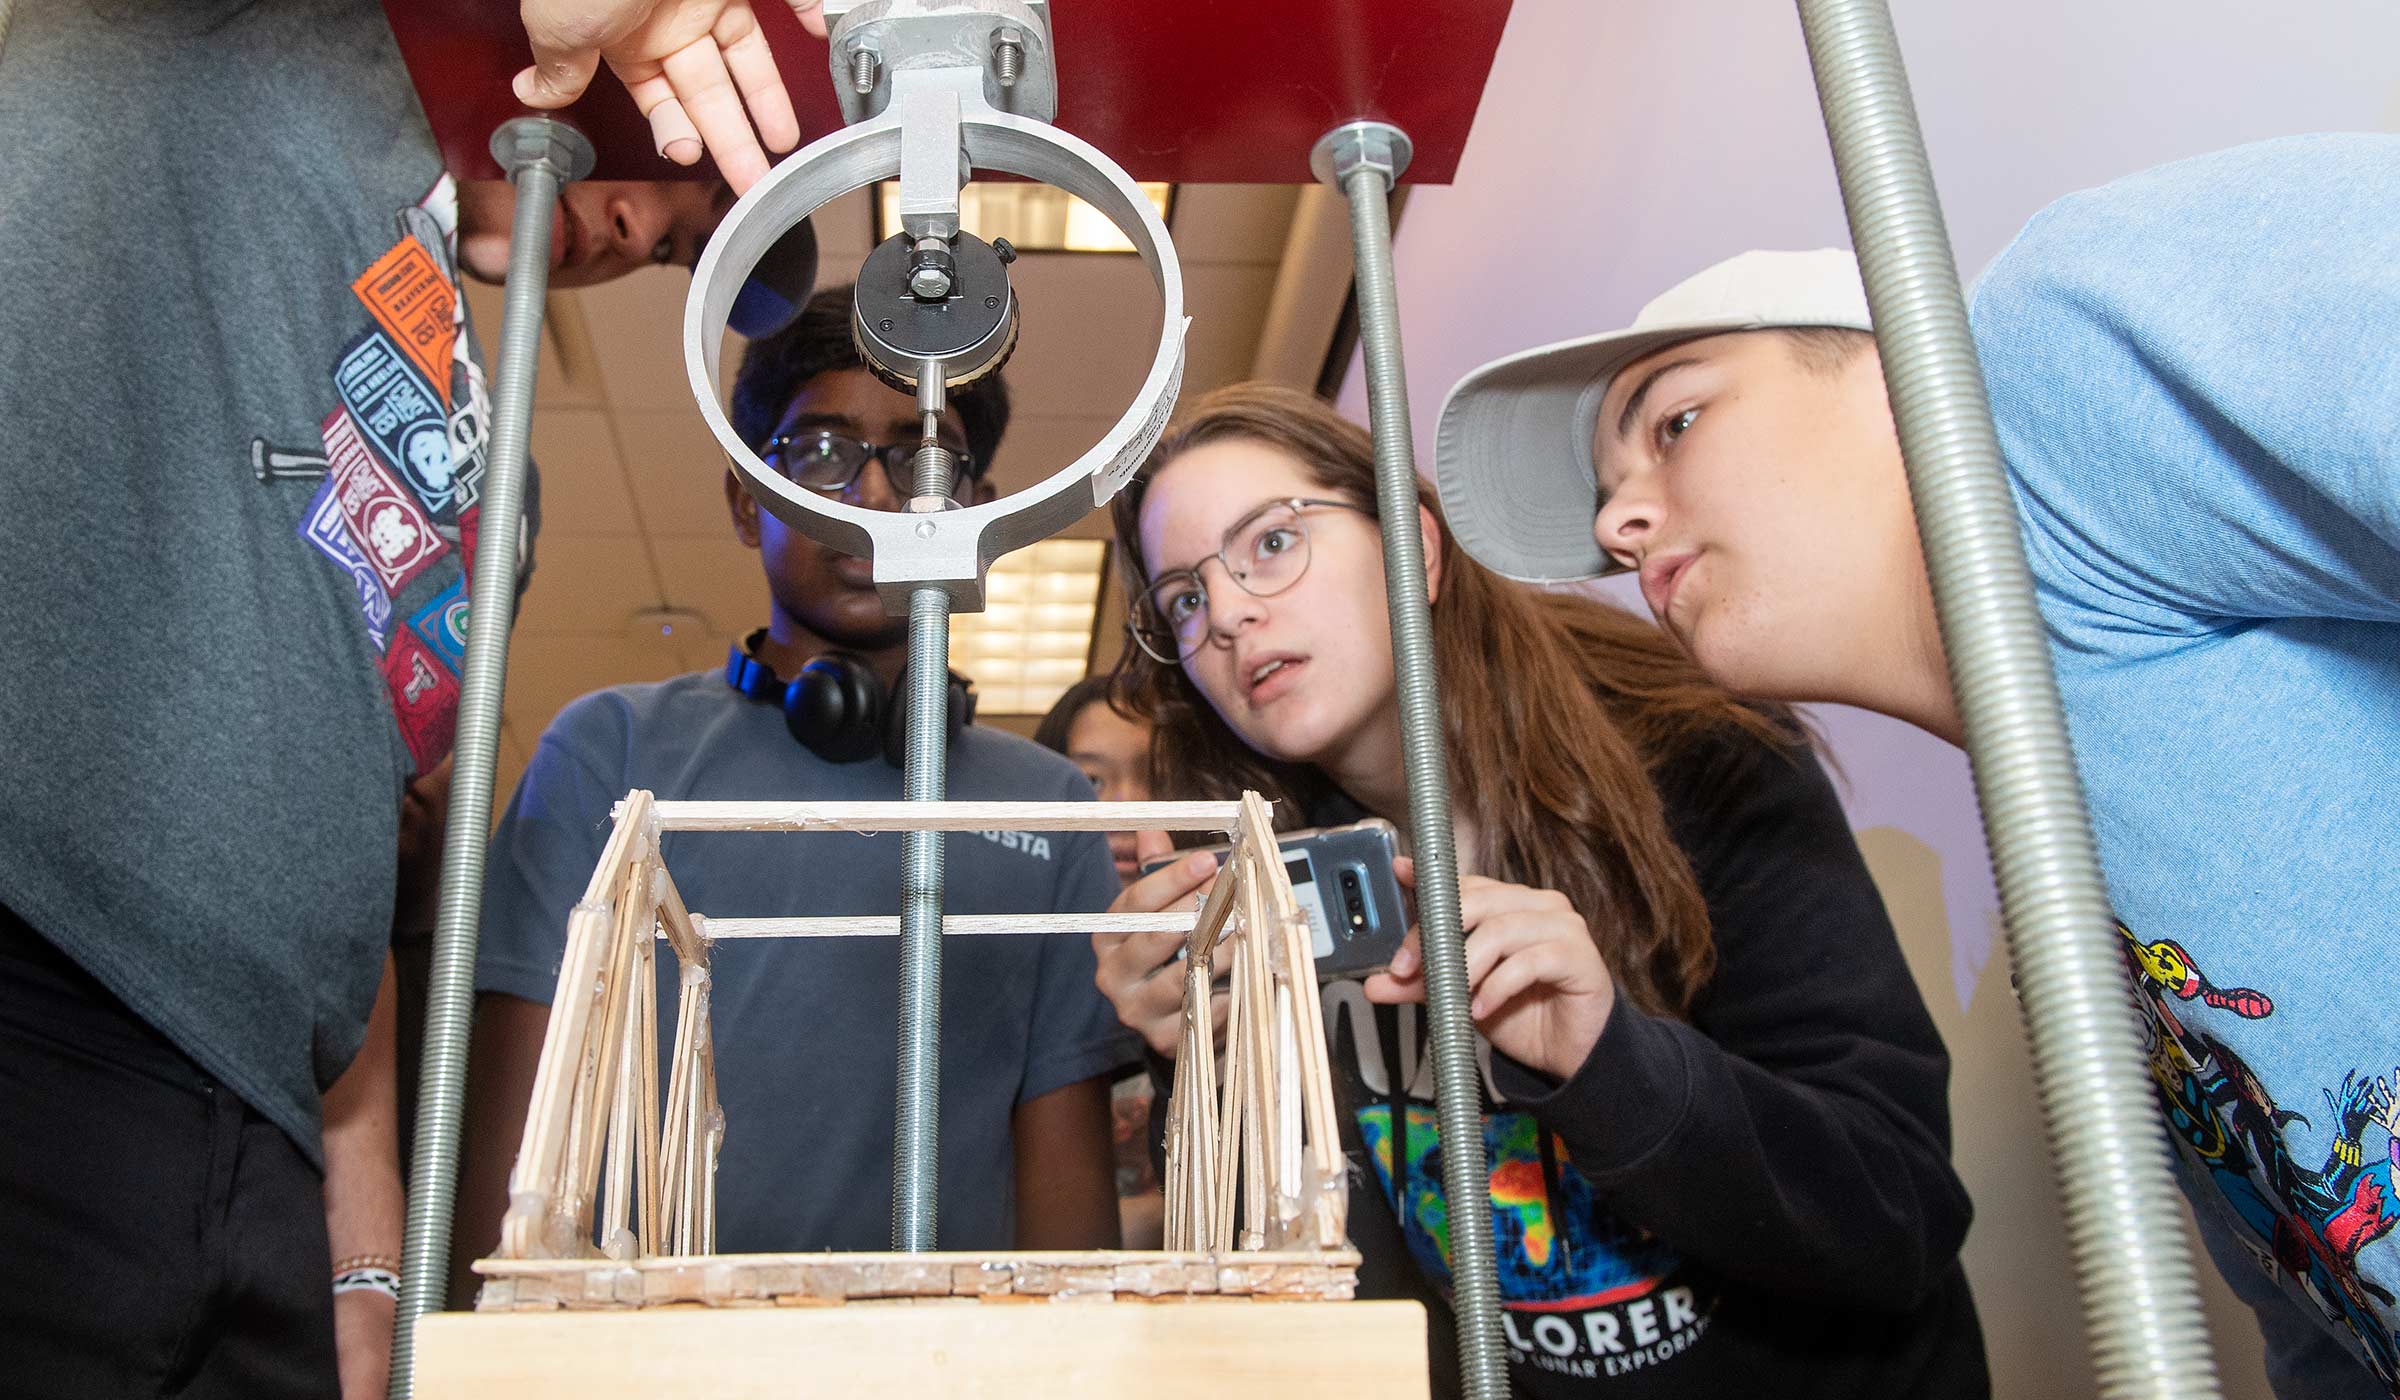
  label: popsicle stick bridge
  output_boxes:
[416,792,1425,1396]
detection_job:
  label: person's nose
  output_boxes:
[603,189,674,265]
[1594,470,1665,572]
[845,454,909,513]
[1201,566,1267,643]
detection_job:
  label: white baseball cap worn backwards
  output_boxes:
[1432,248,1873,583]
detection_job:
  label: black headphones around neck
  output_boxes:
[725,630,976,767]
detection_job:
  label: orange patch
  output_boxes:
[352,239,456,403]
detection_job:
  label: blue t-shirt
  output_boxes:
[478,669,1139,1253]
[1971,134,2400,1390]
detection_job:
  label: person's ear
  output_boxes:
[1418,501,1446,606]
[726,469,762,548]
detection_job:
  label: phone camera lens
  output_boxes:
[1341,869,1367,930]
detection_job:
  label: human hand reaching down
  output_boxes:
[515,0,831,194]
[1093,829,1231,1059]
[1363,858,1618,1082]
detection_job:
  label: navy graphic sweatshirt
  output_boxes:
[1316,729,1989,1398]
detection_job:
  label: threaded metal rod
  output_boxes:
[1340,163,1510,1400]
[1795,4,2220,1396]
[892,440,956,1250]
[389,120,586,1400]
[851,47,879,96]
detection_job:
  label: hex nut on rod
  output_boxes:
[1310,119,1413,189]
[489,115,597,186]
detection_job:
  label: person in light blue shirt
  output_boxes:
[1432,134,2400,1397]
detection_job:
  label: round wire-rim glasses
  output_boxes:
[1128,496,1374,663]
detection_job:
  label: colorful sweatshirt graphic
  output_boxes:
[1357,1098,1712,1380]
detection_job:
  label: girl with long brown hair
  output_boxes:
[1096,384,1986,1398]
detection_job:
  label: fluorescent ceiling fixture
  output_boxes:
[952,538,1110,715]
[874,182,1173,254]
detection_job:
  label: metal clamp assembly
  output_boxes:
[687,0,1183,614]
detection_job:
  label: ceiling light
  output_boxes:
[874,182,1173,254]
[951,539,1110,715]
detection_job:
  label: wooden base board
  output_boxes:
[416,1299,1429,1399]
[474,1248,1360,1310]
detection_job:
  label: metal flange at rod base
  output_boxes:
[1793,3,2219,1397]
[387,118,588,1400]
[1325,134,1509,1400]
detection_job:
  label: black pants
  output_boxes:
[0,907,338,1400]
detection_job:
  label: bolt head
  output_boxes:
[909,267,954,299]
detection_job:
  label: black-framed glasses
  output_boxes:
[761,429,983,500]
[1128,496,1374,663]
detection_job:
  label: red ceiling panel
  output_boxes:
[383,2,1511,185]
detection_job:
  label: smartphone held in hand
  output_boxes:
[1142,819,1409,980]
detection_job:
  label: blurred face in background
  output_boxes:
[454,178,734,288]
[1066,699,1153,881]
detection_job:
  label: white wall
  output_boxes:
[1351,3,2400,1395]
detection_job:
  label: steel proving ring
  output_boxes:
[685,100,1188,614]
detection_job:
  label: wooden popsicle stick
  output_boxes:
[1183,955,1218,1249]
[600,953,639,1250]
[633,921,660,1258]
[1161,1048,1187,1250]
[600,1036,633,1247]
[651,862,707,966]
[1238,849,1277,1252]
[1234,848,1289,1245]
[657,968,704,1253]
[646,799,1242,834]
[686,992,720,1257]
[502,907,603,1258]
[693,911,1197,940]
[568,858,649,1241]
[1212,928,1246,1251]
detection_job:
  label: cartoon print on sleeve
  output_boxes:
[2123,922,2400,1385]
[2123,925,2274,1019]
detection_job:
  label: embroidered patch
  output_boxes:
[444,353,489,513]
[352,238,457,404]
[408,575,469,674]
[459,504,481,582]
[296,476,393,650]
[380,628,459,775]
[334,327,457,519]
[322,407,446,592]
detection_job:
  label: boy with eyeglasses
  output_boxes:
[1433,135,2400,1398]
[455,284,1138,1297]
